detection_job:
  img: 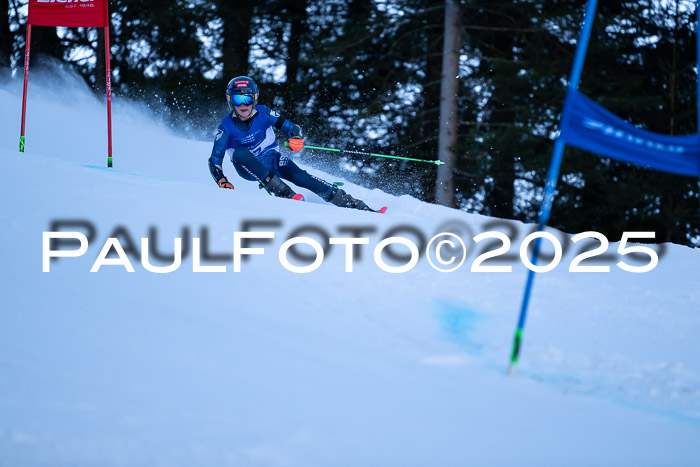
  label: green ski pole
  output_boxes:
[284,142,444,166]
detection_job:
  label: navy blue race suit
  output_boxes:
[208,105,333,199]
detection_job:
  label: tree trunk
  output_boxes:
[435,0,461,207]
[216,0,255,79]
[420,0,445,203]
[285,0,307,84]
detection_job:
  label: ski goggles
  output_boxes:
[229,93,256,106]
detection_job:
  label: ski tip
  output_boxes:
[377,206,388,214]
[292,193,305,201]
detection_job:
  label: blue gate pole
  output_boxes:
[509,0,600,374]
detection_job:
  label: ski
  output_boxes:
[292,193,305,201]
[331,183,386,213]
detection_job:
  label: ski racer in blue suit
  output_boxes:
[208,76,373,210]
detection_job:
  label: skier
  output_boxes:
[208,75,375,211]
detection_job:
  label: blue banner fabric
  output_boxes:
[559,89,700,177]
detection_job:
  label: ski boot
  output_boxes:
[259,171,303,200]
[326,184,371,211]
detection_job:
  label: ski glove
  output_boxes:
[218,177,234,189]
[288,124,304,152]
[288,138,304,152]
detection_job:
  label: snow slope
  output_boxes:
[1,71,700,466]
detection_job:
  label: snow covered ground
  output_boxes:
[1,70,700,466]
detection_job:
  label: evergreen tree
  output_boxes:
[3,0,696,245]
[551,0,699,244]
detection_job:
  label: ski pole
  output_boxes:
[284,142,444,165]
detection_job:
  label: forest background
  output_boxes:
[1,0,698,246]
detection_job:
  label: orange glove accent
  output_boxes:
[288,138,304,152]
[218,177,234,189]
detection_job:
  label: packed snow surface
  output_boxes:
[1,70,699,466]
